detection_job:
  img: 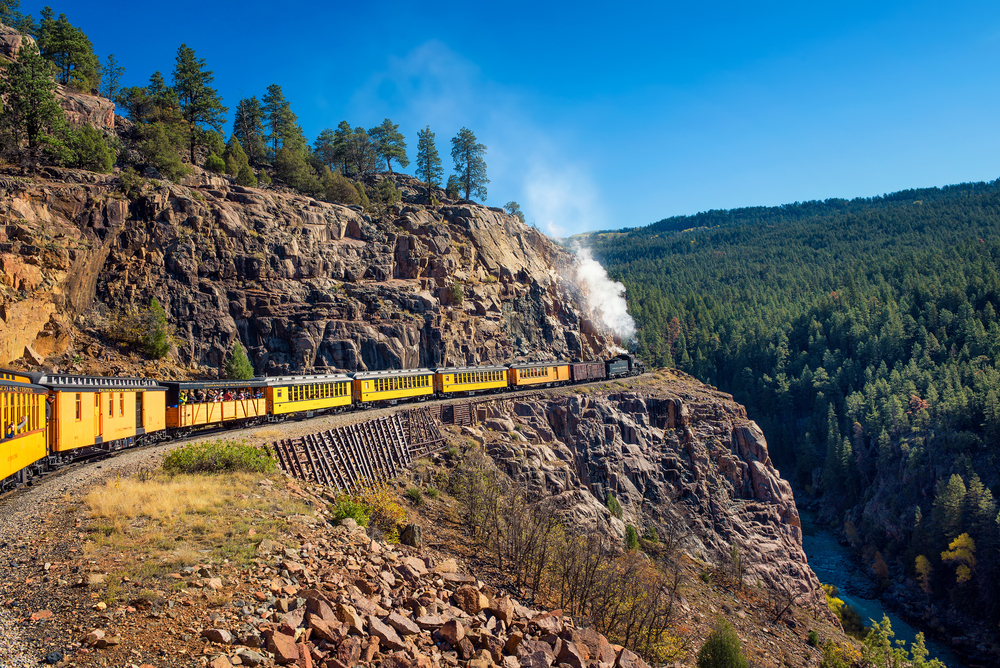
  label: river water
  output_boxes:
[798,508,965,668]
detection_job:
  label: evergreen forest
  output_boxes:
[589,181,1000,627]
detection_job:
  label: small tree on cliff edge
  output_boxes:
[450,127,488,201]
[225,341,255,380]
[696,618,749,668]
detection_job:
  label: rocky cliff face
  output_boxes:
[0,168,617,375]
[465,371,823,607]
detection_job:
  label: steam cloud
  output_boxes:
[572,245,637,344]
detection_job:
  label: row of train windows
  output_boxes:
[375,375,429,392]
[74,392,126,420]
[455,370,504,385]
[521,367,551,378]
[290,383,349,401]
[1,391,41,434]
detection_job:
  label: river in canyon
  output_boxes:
[798,508,965,667]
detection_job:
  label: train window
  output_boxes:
[75,393,82,420]
[107,393,113,418]
[119,393,125,417]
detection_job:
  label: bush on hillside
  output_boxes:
[203,152,225,173]
[696,618,749,668]
[70,125,115,173]
[162,439,276,474]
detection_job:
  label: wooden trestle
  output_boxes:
[271,407,447,492]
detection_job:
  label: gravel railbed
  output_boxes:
[0,387,558,664]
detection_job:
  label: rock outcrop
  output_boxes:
[55,83,116,131]
[0,23,115,131]
[468,372,823,607]
[0,22,26,61]
[0,169,617,373]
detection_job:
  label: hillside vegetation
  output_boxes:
[590,180,1000,643]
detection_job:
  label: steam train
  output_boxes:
[0,354,644,490]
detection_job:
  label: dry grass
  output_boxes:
[81,472,314,577]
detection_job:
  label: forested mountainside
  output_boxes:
[589,180,1000,649]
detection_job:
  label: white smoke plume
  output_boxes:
[572,245,637,345]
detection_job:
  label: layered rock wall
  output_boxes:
[0,169,616,374]
[468,373,822,606]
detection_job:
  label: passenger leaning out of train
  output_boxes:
[2,423,13,440]
[179,391,188,405]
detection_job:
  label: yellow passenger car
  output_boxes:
[31,373,166,454]
[509,362,571,388]
[0,370,48,486]
[267,373,353,416]
[353,369,435,405]
[163,380,267,430]
[434,365,508,396]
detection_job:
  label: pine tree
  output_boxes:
[0,41,67,164]
[932,474,967,544]
[504,201,525,224]
[368,118,409,173]
[346,127,379,177]
[416,126,443,192]
[232,96,266,167]
[445,174,461,200]
[100,54,124,100]
[262,84,299,157]
[696,618,749,668]
[332,121,353,173]
[172,44,227,163]
[313,128,338,169]
[0,0,35,33]
[224,341,255,380]
[36,8,101,92]
[450,127,488,201]
[224,135,249,176]
[143,297,170,359]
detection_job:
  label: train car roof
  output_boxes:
[0,368,46,392]
[433,365,508,373]
[351,368,434,380]
[264,373,353,385]
[159,378,267,390]
[0,368,36,384]
[508,361,566,370]
[27,372,165,391]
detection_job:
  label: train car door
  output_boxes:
[95,393,103,438]
[136,391,144,430]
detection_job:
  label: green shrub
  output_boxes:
[118,166,146,198]
[449,282,464,305]
[330,485,408,542]
[406,487,423,505]
[203,152,225,173]
[700,570,711,583]
[71,125,115,173]
[644,526,659,542]
[696,618,749,668]
[808,630,819,647]
[258,168,271,185]
[162,439,276,474]
[143,297,171,358]
[425,486,439,499]
[224,341,255,380]
[606,492,623,519]
[625,524,639,551]
[332,496,370,527]
[236,163,257,187]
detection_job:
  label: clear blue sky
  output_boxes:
[21,0,1000,236]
